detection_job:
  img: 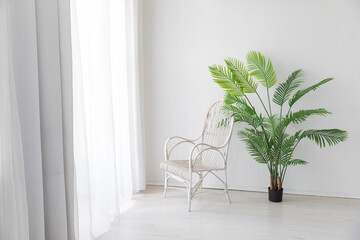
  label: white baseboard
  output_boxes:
[146,181,360,199]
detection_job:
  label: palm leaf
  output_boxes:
[273,69,302,106]
[209,65,245,96]
[281,137,296,154]
[238,129,269,164]
[224,91,243,105]
[223,92,264,127]
[246,51,277,88]
[288,78,333,107]
[224,92,254,114]
[280,108,331,129]
[223,103,263,128]
[280,133,300,160]
[276,109,331,138]
[287,159,308,166]
[263,114,280,139]
[300,129,348,148]
[224,57,258,93]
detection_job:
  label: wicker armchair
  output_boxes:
[160,100,234,211]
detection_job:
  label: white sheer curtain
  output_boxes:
[71,0,145,239]
[0,0,29,239]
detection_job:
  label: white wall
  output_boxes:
[142,0,360,198]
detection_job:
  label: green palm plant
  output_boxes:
[209,51,347,193]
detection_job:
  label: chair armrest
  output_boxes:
[164,136,201,161]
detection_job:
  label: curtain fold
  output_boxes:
[71,0,145,239]
[8,0,75,239]
[0,0,29,239]
[34,0,75,239]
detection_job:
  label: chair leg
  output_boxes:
[224,170,231,204]
[188,176,192,212]
[188,188,192,212]
[199,172,203,189]
[164,173,169,198]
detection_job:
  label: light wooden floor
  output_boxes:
[99,185,360,240]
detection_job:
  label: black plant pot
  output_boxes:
[268,187,283,202]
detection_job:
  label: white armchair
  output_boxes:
[160,100,234,211]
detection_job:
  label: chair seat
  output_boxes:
[160,160,223,181]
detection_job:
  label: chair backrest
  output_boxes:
[199,100,234,168]
[201,100,234,147]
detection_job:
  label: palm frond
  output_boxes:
[290,108,331,124]
[286,159,308,166]
[279,132,300,161]
[273,69,302,106]
[246,51,277,88]
[280,133,299,159]
[222,103,263,128]
[280,108,331,129]
[223,100,253,116]
[288,78,333,107]
[224,92,254,113]
[224,57,258,93]
[238,129,269,164]
[275,109,331,137]
[223,90,268,130]
[209,65,245,96]
[224,91,243,105]
[300,129,348,148]
[263,114,280,139]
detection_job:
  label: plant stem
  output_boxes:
[280,139,302,183]
[281,167,288,184]
[243,94,255,109]
[286,105,293,116]
[273,167,278,190]
[267,88,272,116]
[244,89,275,189]
[255,91,270,117]
[244,94,274,185]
